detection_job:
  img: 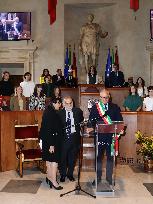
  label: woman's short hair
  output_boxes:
[129,84,138,95]
[23,72,31,79]
[2,71,10,80]
[148,86,153,91]
[51,97,62,104]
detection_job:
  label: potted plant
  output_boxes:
[135,131,153,172]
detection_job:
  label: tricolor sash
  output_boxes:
[96,101,120,156]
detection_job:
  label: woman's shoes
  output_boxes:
[46,177,49,184]
[48,180,63,190]
[46,177,63,190]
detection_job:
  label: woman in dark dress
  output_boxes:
[39,97,63,190]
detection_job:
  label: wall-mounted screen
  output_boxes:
[0,12,31,41]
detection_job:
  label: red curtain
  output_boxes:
[130,0,139,12]
[48,0,57,25]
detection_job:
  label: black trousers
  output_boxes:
[97,134,113,184]
[59,133,79,177]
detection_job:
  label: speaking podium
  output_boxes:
[95,121,124,195]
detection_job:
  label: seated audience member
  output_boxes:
[109,64,125,87]
[0,71,14,96]
[20,72,35,97]
[10,86,26,111]
[65,69,77,88]
[40,69,50,84]
[0,99,10,111]
[136,77,148,97]
[123,85,143,111]
[29,84,46,110]
[52,86,61,99]
[87,66,98,84]
[42,75,55,98]
[143,86,153,111]
[52,69,65,87]
[124,77,134,87]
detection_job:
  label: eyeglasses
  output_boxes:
[100,96,109,99]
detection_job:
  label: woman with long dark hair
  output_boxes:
[29,84,46,110]
[136,77,148,97]
[39,97,63,190]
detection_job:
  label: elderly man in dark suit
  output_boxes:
[58,96,84,182]
[87,88,123,185]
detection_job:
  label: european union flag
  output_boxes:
[105,48,112,87]
[64,46,69,78]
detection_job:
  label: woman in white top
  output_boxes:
[20,72,35,97]
[143,86,153,111]
[136,77,148,97]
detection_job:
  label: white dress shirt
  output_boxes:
[20,81,35,97]
[66,110,76,133]
[143,97,153,111]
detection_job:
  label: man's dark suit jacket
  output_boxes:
[109,71,125,87]
[52,75,65,87]
[58,107,84,144]
[88,102,123,140]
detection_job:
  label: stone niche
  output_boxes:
[0,46,37,80]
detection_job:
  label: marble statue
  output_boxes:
[79,13,108,73]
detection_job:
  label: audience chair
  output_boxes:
[15,124,43,177]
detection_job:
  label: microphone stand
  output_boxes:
[60,123,96,198]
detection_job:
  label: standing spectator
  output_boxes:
[52,69,65,87]
[87,66,98,84]
[109,64,125,87]
[20,72,35,97]
[0,71,14,96]
[136,77,148,97]
[29,84,46,110]
[42,75,55,98]
[123,85,143,111]
[10,85,26,111]
[58,96,84,182]
[40,69,50,84]
[39,97,63,190]
[143,86,153,111]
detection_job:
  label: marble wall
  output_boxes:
[0,0,152,85]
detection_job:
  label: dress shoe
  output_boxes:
[67,175,75,181]
[60,176,66,182]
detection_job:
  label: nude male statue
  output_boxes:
[79,14,108,73]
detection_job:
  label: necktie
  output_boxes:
[105,104,108,111]
[66,112,71,137]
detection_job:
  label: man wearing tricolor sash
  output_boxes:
[87,88,123,185]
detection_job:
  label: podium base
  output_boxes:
[96,180,115,196]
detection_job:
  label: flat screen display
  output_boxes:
[0,12,31,41]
